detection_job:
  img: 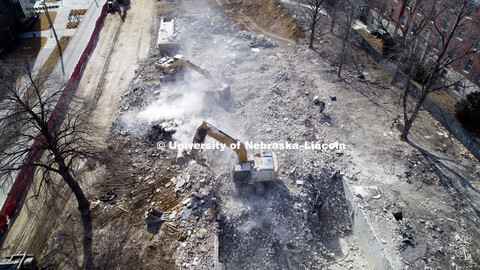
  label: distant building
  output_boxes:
[366,0,480,96]
[0,0,36,55]
[0,1,18,54]
[13,0,36,19]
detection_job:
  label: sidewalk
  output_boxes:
[19,0,99,78]
[0,0,107,213]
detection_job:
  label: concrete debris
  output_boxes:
[353,185,381,200]
[249,35,278,48]
[236,30,279,48]
[313,96,326,113]
[97,0,480,269]
[99,190,117,203]
[147,122,176,142]
[196,228,208,239]
[175,178,185,189]
[217,84,232,102]
[145,208,168,225]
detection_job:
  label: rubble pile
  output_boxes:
[102,0,367,268]
[174,10,240,50]
[38,0,480,269]
[97,0,480,268]
[105,54,223,269]
[235,30,279,48]
[95,121,221,269]
[146,123,176,143]
[166,163,220,269]
[213,162,360,269]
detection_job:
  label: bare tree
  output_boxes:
[370,0,479,140]
[305,0,326,49]
[337,0,361,77]
[385,0,434,84]
[384,0,480,140]
[325,0,338,32]
[0,59,101,269]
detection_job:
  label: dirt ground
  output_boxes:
[5,0,479,269]
[76,0,154,139]
[40,0,158,267]
[282,1,480,268]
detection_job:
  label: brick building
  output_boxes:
[367,0,480,95]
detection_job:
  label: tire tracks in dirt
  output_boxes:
[91,19,122,106]
[77,0,154,139]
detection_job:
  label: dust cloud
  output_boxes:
[134,8,241,145]
[137,71,210,122]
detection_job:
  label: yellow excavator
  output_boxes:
[155,54,232,103]
[155,54,213,79]
[189,121,278,194]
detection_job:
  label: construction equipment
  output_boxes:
[107,0,129,14]
[0,253,37,270]
[107,0,117,12]
[189,121,278,194]
[155,55,232,103]
[155,54,213,79]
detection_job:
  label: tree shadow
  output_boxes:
[407,140,476,185]
[406,139,480,218]
[340,77,393,116]
[115,1,131,22]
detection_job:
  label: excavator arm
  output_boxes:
[155,55,218,85]
[193,121,248,163]
[182,61,215,84]
[187,121,278,190]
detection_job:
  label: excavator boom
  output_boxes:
[154,55,232,104]
[182,61,214,82]
[191,121,278,188]
[155,55,214,83]
[193,121,248,163]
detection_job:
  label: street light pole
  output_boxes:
[42,0,62,60]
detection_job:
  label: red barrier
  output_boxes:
[0,1,108,239]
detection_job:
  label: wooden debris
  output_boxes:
[117,205,129,213]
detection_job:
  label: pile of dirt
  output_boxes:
[220,0,305,42]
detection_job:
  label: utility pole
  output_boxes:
[42,0,62,60]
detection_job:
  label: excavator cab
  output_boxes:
[191,121,279,194]
[233,163,252,183]
[107,0,118,13]
[232,152,277,184]
[154,54,183,75]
